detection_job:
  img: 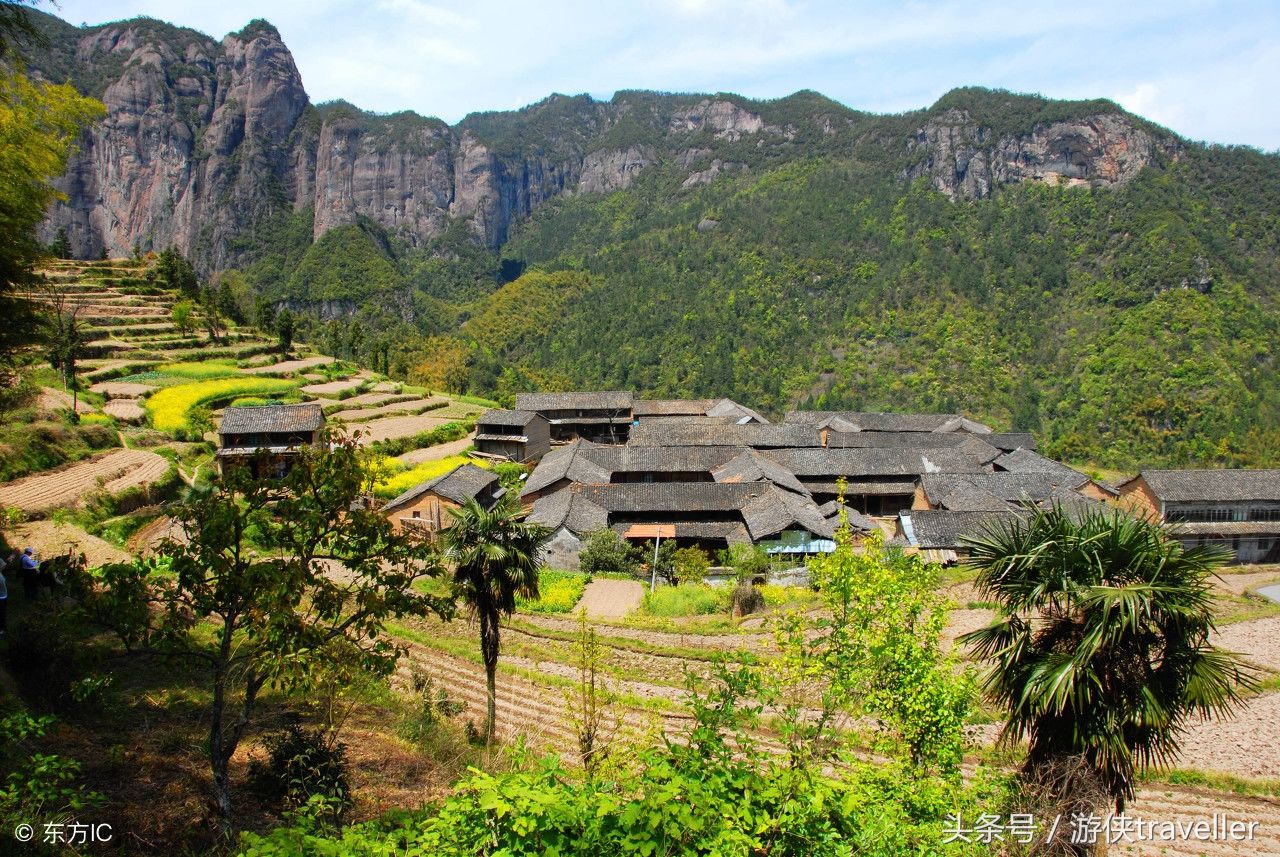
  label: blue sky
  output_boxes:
[42,0,1280,150]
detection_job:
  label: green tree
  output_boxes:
[0,62,102,375]
[88,434,451,834]
[170,298,196,336]
[672,545,711,585]
[442,496,551,744]
[151,246,198,298]
[48,226,70,259]
[44,292,86,418]
[960,506,1257,814]
[578,527,639,577]
[276,306,295,354]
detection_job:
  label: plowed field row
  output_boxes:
[0,448,168,512]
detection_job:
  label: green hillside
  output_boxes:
[234,86,1280,470]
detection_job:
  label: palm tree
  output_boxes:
[443,496,550,744]
[959,505,1255,814]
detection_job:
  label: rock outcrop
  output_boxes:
[31,14,1170,267]
[905,108,1165,199]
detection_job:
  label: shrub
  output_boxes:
[672,546,710,585]
[758,584,819,608]
[252,721,351,821]
[731,582,766,616]
[722,543,771,581]
[641,583,726,617]
[580,528,640,577]
[517,569,588,614]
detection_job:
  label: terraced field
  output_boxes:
[382,566,1280,857]
[0,448,169,512]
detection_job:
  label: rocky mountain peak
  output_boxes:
[29,12,1175,269]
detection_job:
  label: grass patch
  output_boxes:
[757,584,820,609]
[517,570,588,614]
[1150,768,1280,799]
[640,583,729,617]
[146,377,297,433]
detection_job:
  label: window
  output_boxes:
[1249,508,1280,522]
[1167,508,1233,523]
[411,511,420,519]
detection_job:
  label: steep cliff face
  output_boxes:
[32,12,1172,269]
[904,108,1166,199]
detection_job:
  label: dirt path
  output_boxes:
[0,448,168,512]
[396,434,476,465]
[577,579,644,619]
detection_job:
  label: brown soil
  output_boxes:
[397,434,477,465]
[345,414,451,444]
[104,399,146,422]
[331,397,447,422]
[37,386,94,414]
[7,519,129,566]
[90,381,156,398]
[577,579,645,619]
[242,355,335,375]
[0,448,169,512]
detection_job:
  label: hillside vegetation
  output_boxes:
[228,90,1280,470]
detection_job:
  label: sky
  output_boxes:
[40,0,1280,150]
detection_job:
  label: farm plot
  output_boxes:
[345,414,453,444]
[103,399,147,422]
[302,378,364,397]
[243,355,335,375]
[330,397,446,422]
[0,448,169,513]
[37,387,95,414]
[147,377,296,432]
[90,381,156,398]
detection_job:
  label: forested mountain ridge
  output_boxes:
[21,10,1280,468]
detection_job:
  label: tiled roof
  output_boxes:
[628,421,818,447]
[823,431,970,449]
[477,409,541,427]
[762,447,990,478]
[921,472,1095,512]
[522,440,613,495]
[984,432,1038,452]
[902,510,1023,549]
[712,450,810,496]
[705,398,769,424]
[382,464,501,513]
[993,448,1087,481]
[218,403,324,435]
[528,490,609,533]
[783,411,990,433]
[1174,521,1280,536]
[516,391,633,411]
[632,399,716,416]
[1134,469,1280,503]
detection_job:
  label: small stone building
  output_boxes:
[381,463,505,536]
[216,403,325,478]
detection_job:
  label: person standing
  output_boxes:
[20,547,39,600]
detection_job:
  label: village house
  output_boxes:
[215,403,325,478]
[515,391,635,443]
[381,464,505,536]
[474,409,551,462]
[1118,469,1280,563]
